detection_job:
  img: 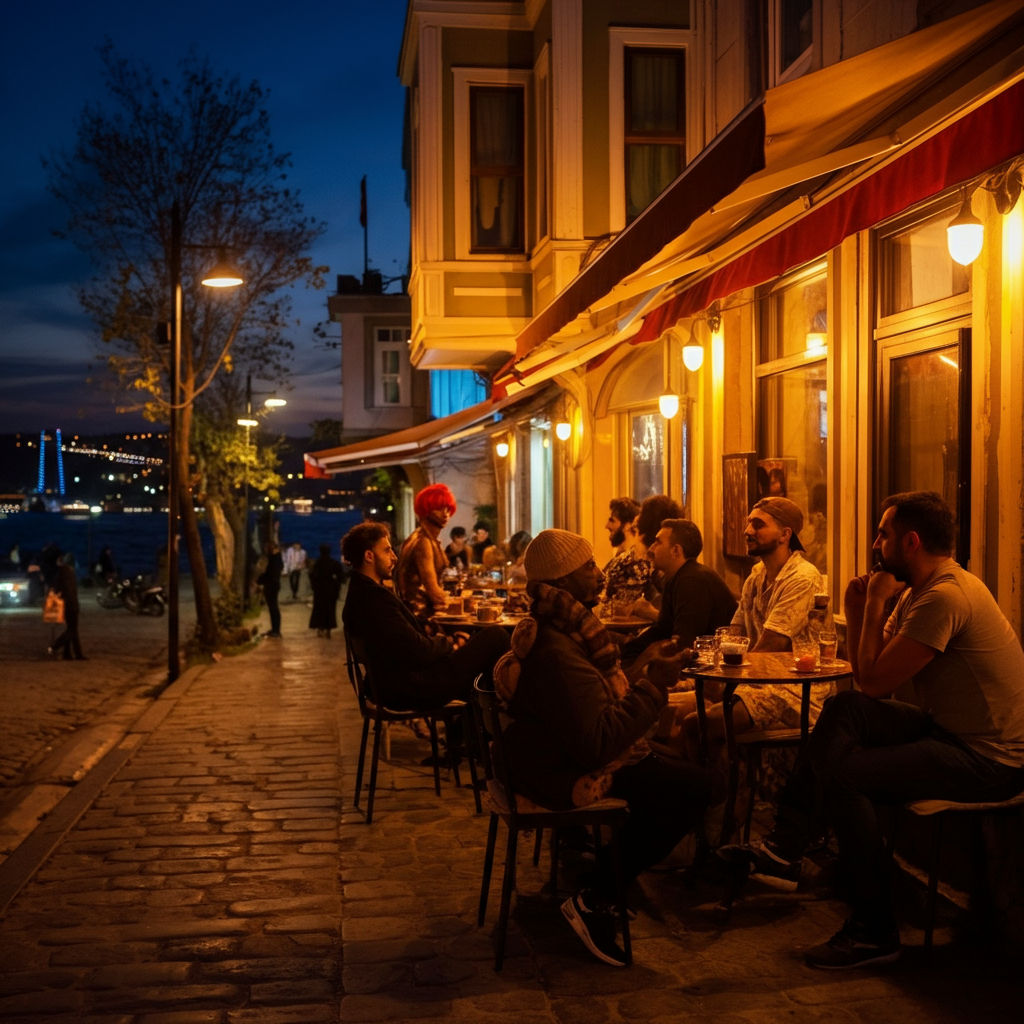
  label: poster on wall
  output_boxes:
[722,452,758,558]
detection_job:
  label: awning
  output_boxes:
[305,387,555,475]
[496,0,1024,393]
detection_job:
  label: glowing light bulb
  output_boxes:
[947,191,984,266]
[495,441,510,458]
[658,393,680,419]
[555,421,572,441]
[682,342,704,371]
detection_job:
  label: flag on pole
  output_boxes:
[359,176,367,228]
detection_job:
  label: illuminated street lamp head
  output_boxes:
[555,421,572,441]
[237,417,259,428]
[947,189,984,266]
[264,397,287,408]
[201,256,244,288]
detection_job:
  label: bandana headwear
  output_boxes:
[524,529,593,582]
[753,497,805,551]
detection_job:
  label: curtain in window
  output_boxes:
[429,370,487,419]
[630,54,678,131]
[627,145,680,221]
[472,89,522,250]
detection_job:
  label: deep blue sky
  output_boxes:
[0,0,410,437]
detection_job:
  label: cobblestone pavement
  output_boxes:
[0,596,1019,1023]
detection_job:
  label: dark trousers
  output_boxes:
[589,752,713,901]
[53,607,83,659]
[769,689,1024,927]
[288,570,301,598]
[393,625,511,712]
[264,587,281,633]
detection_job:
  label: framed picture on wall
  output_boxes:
[723,452,758,558]
[756,457,797,500]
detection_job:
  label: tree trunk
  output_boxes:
[205,497,234,588]
[178,399,218,647]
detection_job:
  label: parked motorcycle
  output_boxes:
[95,575,166,616]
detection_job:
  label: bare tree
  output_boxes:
[46,43,326,646]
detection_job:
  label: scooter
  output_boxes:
[122,575,167,616]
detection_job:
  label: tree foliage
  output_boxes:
[45,43,326,646]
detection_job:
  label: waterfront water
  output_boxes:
[0,510,363,579]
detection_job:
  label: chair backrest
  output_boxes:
[472,678,521,816]
[344,630,376,714]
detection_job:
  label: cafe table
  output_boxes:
[686,651,853,845]
[432,612,651,634]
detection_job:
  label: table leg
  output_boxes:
[800,679,811,746]
[694,676,709,767]
[718,681,741,847]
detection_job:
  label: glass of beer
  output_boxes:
[720,636,749,666]
[818,630,838,666]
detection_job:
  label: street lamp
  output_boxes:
[238,371,286,608]
[168,202,243,683]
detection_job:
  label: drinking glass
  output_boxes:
[818,630,838,666]
[720,636,749,666]
[792,638,819,671]
[694,635,718,668]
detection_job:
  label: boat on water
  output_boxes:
[61,501,92,519]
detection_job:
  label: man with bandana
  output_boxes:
[496,529,713,967]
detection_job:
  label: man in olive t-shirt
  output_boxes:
[724,492,1024,971]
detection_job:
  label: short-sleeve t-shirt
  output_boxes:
[885,559,1024,768]
[731,551,822,645]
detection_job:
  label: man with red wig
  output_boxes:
[397,483,457,621]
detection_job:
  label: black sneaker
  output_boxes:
[804,918,901,970]
[717,841,801,892]
[560,890,627,967]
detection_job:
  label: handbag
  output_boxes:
[43,590,65,624]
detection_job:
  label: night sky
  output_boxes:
[0,0,410,437]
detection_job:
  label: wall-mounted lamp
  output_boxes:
[682,339,704,371]
[495,441,510,458]
[237,417,259,428]
[947,188,984,266]
[555,421,572,441]
[805,310,828,354]
[264,397,287,408]
[658,393,680,419]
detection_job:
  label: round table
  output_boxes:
[687,651,853,845]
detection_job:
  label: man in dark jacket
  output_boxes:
[498,529,713,967]
[341,522,508,711]
[621,518,737,668]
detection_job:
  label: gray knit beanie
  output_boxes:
[524,529,593,582]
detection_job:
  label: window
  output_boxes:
[631,412,665,499]
[624,48,685,223]
[469,86,524,253]
[429,370,487,419]
[374,326,411,407]
[756,262,829,573]
[530,421,553,535]
[771,0,813,85]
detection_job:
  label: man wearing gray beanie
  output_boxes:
[494,529,713,967]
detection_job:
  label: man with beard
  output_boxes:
[397,484,457,622]
[725,492,1024,969]
[342,522,509,710]
[497,529,713,966]
[601,497,650,606]
[723,497,834,741]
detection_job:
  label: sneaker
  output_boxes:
[717,841,801,892]
[804,918,902,970]
[560,890,627,967]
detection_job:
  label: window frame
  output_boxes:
[608,25,696,233]
[453,67,531,261]
[769,0,815,87]
[373,326,412,408]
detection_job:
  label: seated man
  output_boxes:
[728,492,1024,969]
[601,497,650,605]
[342,522,509,712]
[497,529,714,967]
[621,518,736,667]
[688,497,833,760]
[396,483,456,622]
[628,494,685,621]
[445,525,469,571]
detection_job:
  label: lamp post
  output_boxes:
[167,202,243,683]
[237,371,285,611]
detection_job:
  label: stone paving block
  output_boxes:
[82,962,193,990]
[786,977,902,1006]
[0,968,82,995]
[91,983,241,1010]
[0,988,84,1014]
[248,978,336,1003]
[338,993,453,1021]
[135,834,240,847]
[343,880,416,901]
[227,1005,336,1024]
[136,1012,224,1024]
[221,821,280,834]
[341,962,413,994]
[263,915,339,934]
[47,943,158,967]
[228,896,341,916]
[252,808,338,821]
[340,938,438,964]
[194,957,334,982]
[161,937,240,961]
[118,919,252,941]
[413,956,478,986]
[246,798,338,810]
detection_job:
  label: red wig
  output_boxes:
[414,483,457,520]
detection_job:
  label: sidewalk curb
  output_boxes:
[0,662,208,918]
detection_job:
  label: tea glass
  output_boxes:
[694,635,719,668]
[792,638,820,670]
[818,630,838,666]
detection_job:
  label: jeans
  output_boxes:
[53,607,83,659]
[289,570,301,598]
[769,689,1024,927]
[264,587,281,633]
[589,752,713,902]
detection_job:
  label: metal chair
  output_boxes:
[344,630,471,824]
[471,678,633,971]
[896,788,1024,956]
